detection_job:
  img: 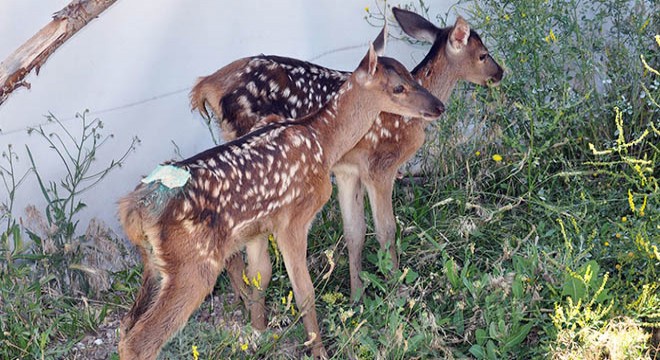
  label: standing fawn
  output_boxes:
[118,44,444,359]
[190,8,504,303]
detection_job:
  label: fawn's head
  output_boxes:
[353,44,445,120]
[393,8,504,87]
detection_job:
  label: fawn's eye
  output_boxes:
[393,85,405,94]
[479,53,488,62]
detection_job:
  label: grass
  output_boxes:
[1,0,659,359]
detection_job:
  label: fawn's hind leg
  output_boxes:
[225,252,249,304]
[118,261,219,360]
[244,234,273,330]
[120,247,159,337]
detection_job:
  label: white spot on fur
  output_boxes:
[269,80,280,92]
[245,81,259,97]
[288,95,298,105]
[365,130,379,144]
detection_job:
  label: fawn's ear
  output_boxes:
[373,17,388,56]
[355,43,378,85]
[448,16,470,52]
[392,7,438,44]
[367,42,378,76]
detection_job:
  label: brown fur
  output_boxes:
[118,45,443,360]
[190,57,252,121]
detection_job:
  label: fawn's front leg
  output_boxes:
[334,169,367,302]
[364,170,399,271]
[276,224,328,359]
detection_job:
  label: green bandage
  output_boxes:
[141,165,191,188]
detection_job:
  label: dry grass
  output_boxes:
[551,317,652,360]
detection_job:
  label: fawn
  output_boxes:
[117,44,444,359]
[190,8,504,304]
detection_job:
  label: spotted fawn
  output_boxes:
[118,43,444,360]
[190,8,504,304]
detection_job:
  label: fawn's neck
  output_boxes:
[413,50,459,104]
[308,81,381,166]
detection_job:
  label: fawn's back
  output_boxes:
[191,55,349,140]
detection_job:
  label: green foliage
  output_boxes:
[552,260,613,335]
[2,0,659,358]
[627,283,660,328]
[24,112,139,296]
[0,112,138,359]
[363,0,659,357]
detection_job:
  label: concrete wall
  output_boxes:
[0,0,455,234]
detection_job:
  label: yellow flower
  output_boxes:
[192,345,199,360]
[639,195,647,217]
[628,189,636,213]
[475,151,481,156]
[615,233,622,239]
[242,270,249,286]
[492,154,503,162]
[282,290,296,315]
[241,343,249,351]
[251,272,262,290]
[273,334,280,340]
[365,7,369,12]
[615,264,621,270]
[604,241,610,247]
[544,29,557,43]
[269,233,281,265]
[621,216,627,223]
[627,251,634,257]
[504,14,510,21]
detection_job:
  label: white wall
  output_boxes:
[0,0,455,235]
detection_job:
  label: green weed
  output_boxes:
[0,111,138,359]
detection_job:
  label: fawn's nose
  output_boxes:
[421,102,445,119]
[488,67,504,86]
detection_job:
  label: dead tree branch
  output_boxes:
[0,0,118,107]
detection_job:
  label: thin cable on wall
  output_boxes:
[0,42,367,138]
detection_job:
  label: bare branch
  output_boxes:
[0,0,118,106]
